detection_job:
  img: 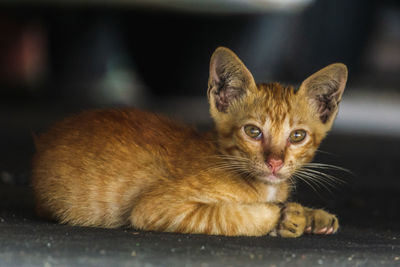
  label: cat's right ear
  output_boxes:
[208,47,257,113]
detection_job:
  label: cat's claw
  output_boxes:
[316,227,327,234]
[278,202,306,238]
[326,227,334,235]
[305,209,339,235]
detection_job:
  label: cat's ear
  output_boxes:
[298,63,348,124]
[208,47,256,113]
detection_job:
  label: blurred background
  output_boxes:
[0,0,400,231]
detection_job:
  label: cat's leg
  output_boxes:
[129,200,281,236]
[303,207,339,234]
[275,202,307,238]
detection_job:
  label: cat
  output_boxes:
[31,47,347,237]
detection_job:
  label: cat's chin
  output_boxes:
[258,174,286,184]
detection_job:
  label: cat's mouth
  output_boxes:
[258,173,286,184]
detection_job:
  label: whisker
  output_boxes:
[316,149,336,156]
[205,163,252,176]
[293,172,335,197]
[207,164,249,171]
[291,173,322,196]
[295,170,341,189]
[206,154,251,161]
[295,171,336,192]
[303,163,353,175]
[287,177,297,192]
[203,154,256,177]
[298,168,347,185]
[242,171,257,185]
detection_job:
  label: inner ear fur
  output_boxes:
[298,63,348,123]
[208,47,256,113]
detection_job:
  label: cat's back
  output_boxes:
[34,108,197,151]
[31,108,211,227]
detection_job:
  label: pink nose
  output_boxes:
[266,158,283,174]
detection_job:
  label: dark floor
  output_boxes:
[1,108,400,266]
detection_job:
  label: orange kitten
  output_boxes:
[31,47,347,237]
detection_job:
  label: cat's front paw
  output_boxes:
[278,202,306,238]
[304,208,339,235]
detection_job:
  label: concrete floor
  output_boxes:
[0,212,399,267]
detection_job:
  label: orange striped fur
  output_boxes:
[32,47,347,237]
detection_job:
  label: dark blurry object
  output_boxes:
[0,0,399,101]
[0,17,47,95]
[364,5,400,87]
[281,0,375,82]
[127,0,314,14]
[48,15,146,106]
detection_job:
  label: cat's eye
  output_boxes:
[244,125,263,140]
[289,129,307,143]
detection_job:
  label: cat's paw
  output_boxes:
[304,209,339,235]
[278,202,306,238]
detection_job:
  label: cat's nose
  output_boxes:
[266,158,283,174]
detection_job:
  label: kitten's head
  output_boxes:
[208,47,347,184]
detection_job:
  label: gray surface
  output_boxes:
[0,220,399,267]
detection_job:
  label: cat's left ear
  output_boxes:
[298,63,348,124]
